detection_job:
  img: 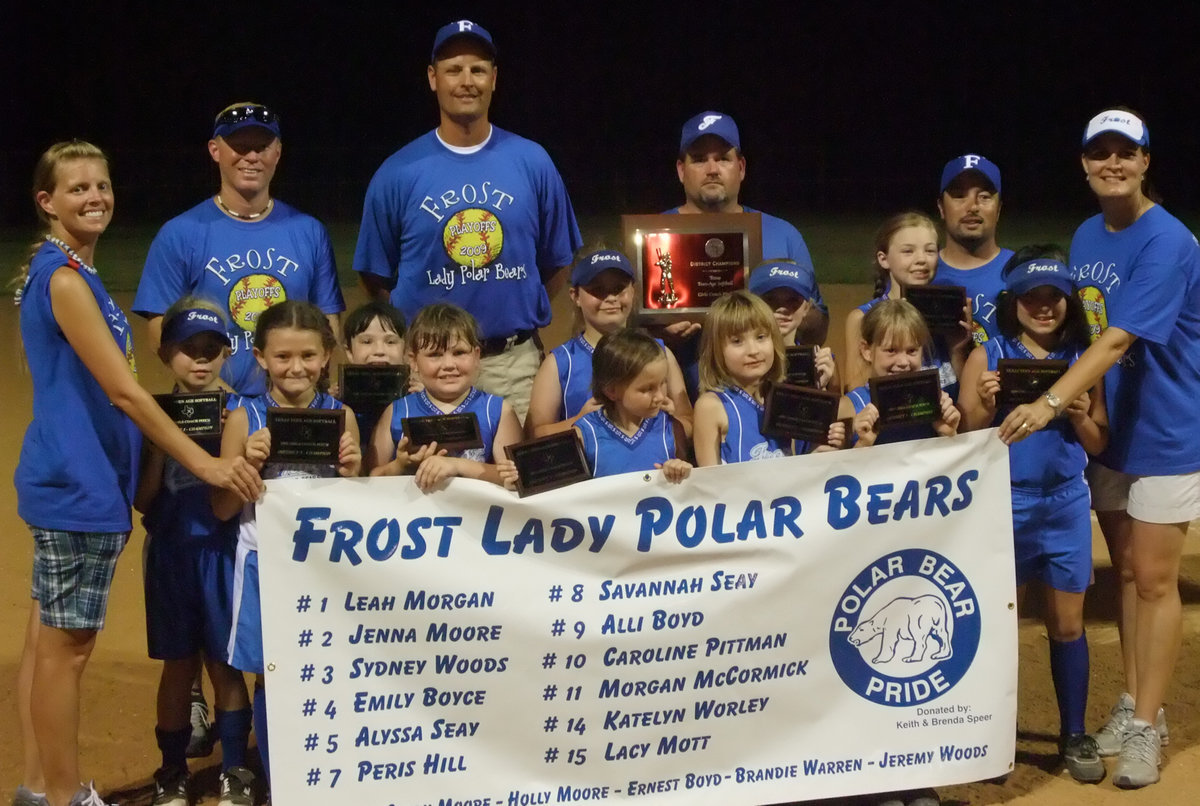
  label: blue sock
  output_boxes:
[156,725,191,770]
[253,686,271,787]
[1049,632,1089,737]
[216,707,253,771]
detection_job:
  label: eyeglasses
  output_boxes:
[214,104,278,128]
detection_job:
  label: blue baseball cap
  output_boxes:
[1005,259,1075,297]
[940,154,1001,195]
[1083,109,1149,148]
[212,102,281,140]
[161,308,232,347]
[680,111,741,155]
[748,260,817,301]
[431,20,496,61]
[572,250,635,286]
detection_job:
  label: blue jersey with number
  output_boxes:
[576,409,677,478]
[389,387,502,463]
[983,336,1087,487]
[133,199,344,396]
[16,241,143,532]
[354,127,582,339]
[1070,205,1200,474]
[712,387,790,463]
[933,248,1013,344]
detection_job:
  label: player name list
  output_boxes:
[273,569,811,804]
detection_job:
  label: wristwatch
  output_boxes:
[1043,391,1063,416]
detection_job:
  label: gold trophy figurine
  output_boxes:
[654,248,678,308]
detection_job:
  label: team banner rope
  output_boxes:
[259,429,1017,805]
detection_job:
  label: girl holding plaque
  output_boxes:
[959,248,1108,783]
[839,299,961,446]
[213,300,361,795]
[135,299,256,805]
[12,142,261,806]
[526,249,691,439]
[1000,108,1200,788]
[693,290,842,465]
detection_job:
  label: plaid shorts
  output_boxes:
[30,526,129,630]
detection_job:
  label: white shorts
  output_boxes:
[1087,461,1200,524]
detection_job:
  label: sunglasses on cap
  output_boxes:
[214,104,279,128]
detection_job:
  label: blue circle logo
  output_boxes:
[829,549,981,707]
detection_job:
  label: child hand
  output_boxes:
[655,458,692,483]
[338,431,362,477]
[245,427,271,469]
[579,397,605,418]
[934,391,961,436]
[978,370,1000,411]
[853,404,879,447]
[409,440,449,466]
[328,382,342,399]
[407,373,425,394]
[414,455,459,491]
[659,394,676,418]
[819,419,847,451]
[1065,391,1091,423]
[815,347,836,390]
[953,301,976,351]
[497,459,520,491]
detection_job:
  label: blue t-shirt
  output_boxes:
[577,409,677,478]
[713,387,789,463]
[1070,205,1200,474]
[16,241,143,532]
[551,334,597,421]
[389,387,503,463]
[354,127,582,338]
[133,199,344,396]
[933,248,1013,344]
[846,383,938,446]
[983,336,1087,488]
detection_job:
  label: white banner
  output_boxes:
[259,429,1017,805]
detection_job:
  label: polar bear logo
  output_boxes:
[847,594,952,664]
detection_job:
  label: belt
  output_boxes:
[479,329,537,357]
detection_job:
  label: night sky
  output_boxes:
[4,1,1199,229]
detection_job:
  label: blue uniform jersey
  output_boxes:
[983,337,1087,488]
[354,127,582,339]
[933,248,1013,344]
[389,387,503,463]
[16,241,142,532]
[133,199,344,396]
[847,383,938,445]
[551,334,596,421]
[1071,205,1200,474]
[577,409,677,478]
[713,387,790,463]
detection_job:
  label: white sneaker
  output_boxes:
[1113,718,1162,788]
[67,783,116,806]
[1092,692,1168,756]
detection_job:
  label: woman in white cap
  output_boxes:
[999,107,1200,788]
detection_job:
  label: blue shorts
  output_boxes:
[227,545,263,674]
[30,526,128,630]
[1012,479,1093,593]
[144,533,236,661]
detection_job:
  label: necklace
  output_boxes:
[46,236,97,275]
[215,194,273,221]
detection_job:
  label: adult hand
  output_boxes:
[998,398,1055,444]
[201,455,263,502]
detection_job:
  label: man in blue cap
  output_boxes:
[933,154,1014,343]
[354,19,582,421]
[134,102,345,397]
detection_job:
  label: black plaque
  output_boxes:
[339,364,409,417]
[266,408,344,465]
[622,213,763,324]
[504,432,592,497]
[401,413,484,453]
[869,369,941,428]
[903,285,967,333]
[762,383,841,443]
[154,391,226,439]
[784,345,819,388]
[998,359,1068,407]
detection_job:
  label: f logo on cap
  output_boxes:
[457,20,473,31]
[963,155,981,169]
[699,115,723,130]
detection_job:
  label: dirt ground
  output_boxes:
[2,284,1198,805]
